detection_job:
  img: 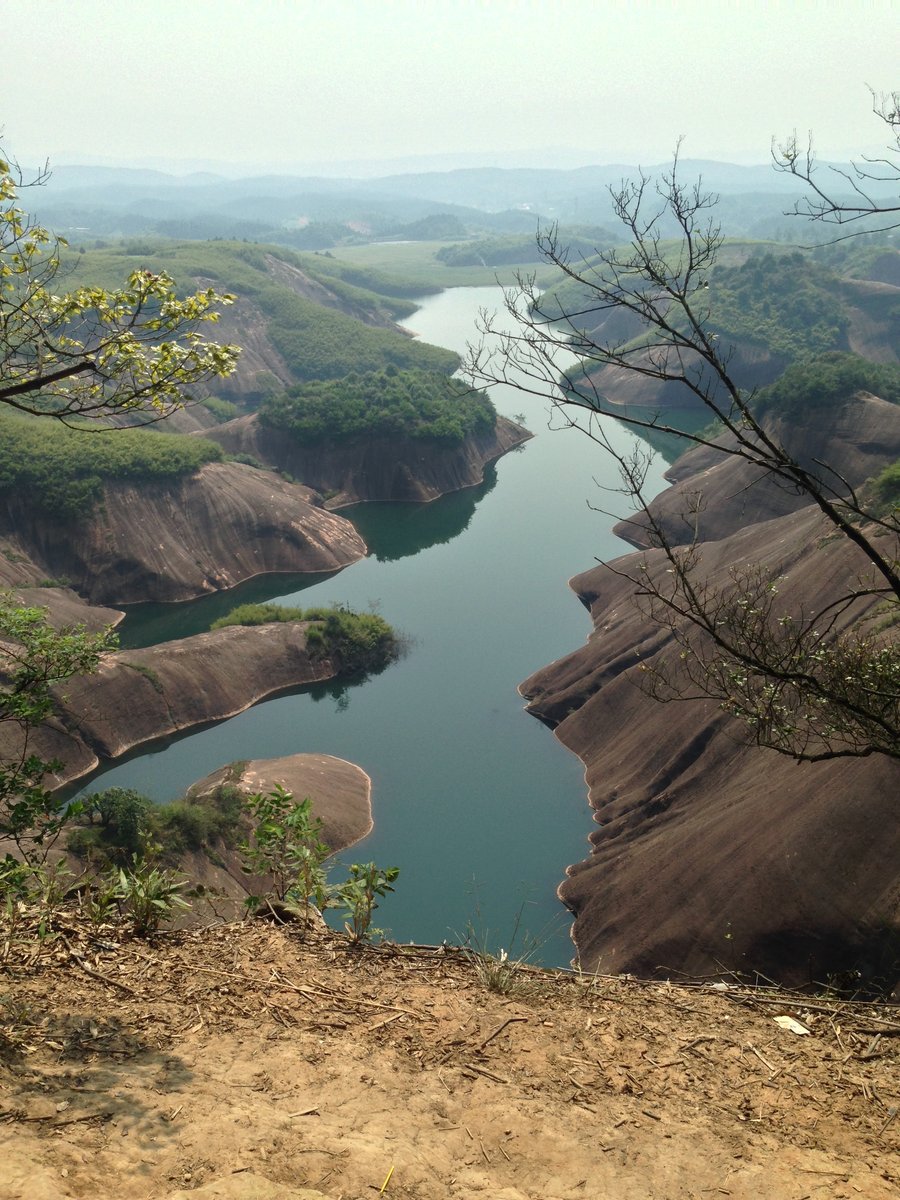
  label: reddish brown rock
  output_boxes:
[523,396,900,987]
[4,621,341,789]
[205,413,531,507]
[0,461,366,605]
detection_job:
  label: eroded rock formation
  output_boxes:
[522,393,900,986]
[7,622,342,789]
[0,462,366,605]
[204,413,531,507]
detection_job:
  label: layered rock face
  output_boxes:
[522,393,900,986]
[5,622,342,790]
[205,413,531,507]
[0,462,366,605]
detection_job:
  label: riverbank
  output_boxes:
[66,285,673,966]
[24,622,377,791]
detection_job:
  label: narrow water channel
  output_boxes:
[74,286,673,966]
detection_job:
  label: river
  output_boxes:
[73,286,673,966]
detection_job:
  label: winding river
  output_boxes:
[73,287,673,966]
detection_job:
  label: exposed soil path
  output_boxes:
[2,917,898,1199]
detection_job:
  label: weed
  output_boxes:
[122,660,164,693]
[78,872,121,927]
[460,900,547,997]
[113,859,190,937]
[333,862,399,944]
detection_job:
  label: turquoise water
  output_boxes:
[73,287,672,966]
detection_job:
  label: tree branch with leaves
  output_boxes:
[0,151,239,425]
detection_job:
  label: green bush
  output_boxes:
[210,603,399,674]
[753,353,900,418]
[873,460,900,508]
[260,368,496,445]
[707,252,849,360]
[85,787,152,855]
[155,802,219,854]
[200,396,240,422]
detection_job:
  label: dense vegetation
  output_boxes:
[61,241,456,383]
[753,353,900,418]
[211,603,399,674]
[260,368,496,444]
[708,253,849,359]
[258,289,457,381]
[0,415,224,517]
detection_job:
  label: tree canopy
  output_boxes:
[260,368,496,445]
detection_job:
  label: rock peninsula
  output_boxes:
[0,461,366,605]
[3,621,351,791]
[203,412,531,507]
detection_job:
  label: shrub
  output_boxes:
[754,352,900,418]
[333,863,400,943]
[210,603,399,674]
[113,859,190,936]
[80,788,152,858]
[240,786,330,922]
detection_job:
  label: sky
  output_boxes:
[4,0,897,176]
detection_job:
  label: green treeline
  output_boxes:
[260,368,496,444]
[0,415,224,518]
[753,352,900,418]
[437,226,616,269]
[708,253,849,359]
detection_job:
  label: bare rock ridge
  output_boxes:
[521,392,900,986]
[625,391,900,549]
[204,412,531,507]
[0,462,366,606]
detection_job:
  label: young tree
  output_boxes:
[0,150,239,424]
[0,598,116,864]
[467,139,900,763]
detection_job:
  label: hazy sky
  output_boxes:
[4,0,897,174]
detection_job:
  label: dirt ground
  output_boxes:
[2,914,899,1200]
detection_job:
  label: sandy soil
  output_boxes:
[2,914,898,1200]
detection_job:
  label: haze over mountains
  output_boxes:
[28,155,898,247]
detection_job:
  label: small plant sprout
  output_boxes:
[113,859,190,937]
[334,862,400,944]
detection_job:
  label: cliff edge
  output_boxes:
[522,393,900,987]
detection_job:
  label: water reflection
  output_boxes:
[342,465,499,562]
[119,570,338,650]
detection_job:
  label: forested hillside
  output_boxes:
[540,243,900,409]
